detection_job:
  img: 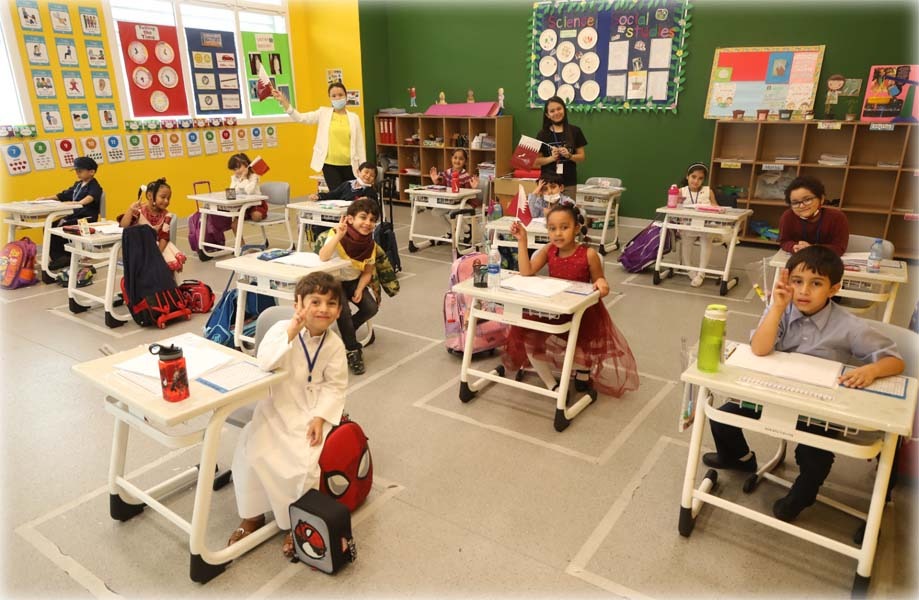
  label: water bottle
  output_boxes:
[150,343,190,402]
[667,184,681,208]
[867,239,883,273]
[451,170,460,193]
[697,304,727,373]
[487,242,501,289]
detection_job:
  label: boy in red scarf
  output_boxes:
[318,198,380,374]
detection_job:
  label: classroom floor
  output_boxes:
[2,203,917,599]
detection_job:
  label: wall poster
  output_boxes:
[241,31,294,116]
[185,28,242,115]
[116,21,189,118]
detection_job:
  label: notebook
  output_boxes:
[500,275,570,297]
[274,252,323,268]
[725,344,841,388]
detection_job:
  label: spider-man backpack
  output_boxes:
[318,415,372,512]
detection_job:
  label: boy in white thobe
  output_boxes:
[228,272,348,557]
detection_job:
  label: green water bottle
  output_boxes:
[698,304,727,373]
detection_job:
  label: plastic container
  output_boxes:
[487,243,501,289]
[667,184,681,208]
[867,239,883,273]
[451,170,460,193]
[150,343,190,402]
[697,304,727,373]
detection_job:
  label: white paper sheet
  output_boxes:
[274,252,323,268]
[648,70,670,101]
[627,71,648,100]
[608,41,629,70]
[606,74,626,98]
[115,335,233,381]
[95,223,124,235]
[726,344,841,388]
[317,200,352,208]
[500,275,570,297]
[197,361,271,393]
[648,38,672,69]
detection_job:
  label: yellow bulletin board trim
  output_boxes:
[704,45,825,119]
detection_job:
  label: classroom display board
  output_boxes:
[241,31,294,116]
[704,45,825,119]
[116,21,188,118]
[527,0,691,113]
[185,28,242,115]
[861,64,919,123]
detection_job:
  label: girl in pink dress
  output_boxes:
[504,204,638,397]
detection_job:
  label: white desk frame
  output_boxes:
[188,192,268,258]
[679,360,917,595]
[309,174,329,194]
[768,250,908,324]
[486,216,549,253]
[453,276,599,432]
[0,200,79,283]
[406,187,481,254]
[575,184,624,255]
[72,337,287,583]
[653,205,752,296]
[287,200,349,252]
[215,253,358,351]
[51,223,131,328]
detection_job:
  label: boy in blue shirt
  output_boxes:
[37,156,103,270]
[527,173,574,219]
[703,246,904,522]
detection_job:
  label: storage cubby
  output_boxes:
[375,114,512,203]
[711,120,916,258]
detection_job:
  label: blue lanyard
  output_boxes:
[298,331,327,383]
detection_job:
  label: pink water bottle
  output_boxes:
[451,170,460,193]
[667,184,681,208]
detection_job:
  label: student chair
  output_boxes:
[838,234,895,317]
[98,191,107,220]
[255,181,293,250]
[584,176,621,188]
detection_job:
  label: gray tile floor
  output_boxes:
[1,203,917,598]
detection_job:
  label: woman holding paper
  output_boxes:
[273,83,366,190]
[532,96,587,187]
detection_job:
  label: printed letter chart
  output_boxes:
[29,140,56,170]
[79,136,104,164]
[3,144,32,176]
[147,133,166,159]
[55,138,77,167]
[250,126,263,149]
[126,134,146,161]
[166,132,184,158]
[104,135,126,162]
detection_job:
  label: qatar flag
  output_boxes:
[506,184,532,226]
[256,62,274,101]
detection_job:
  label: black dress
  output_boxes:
[536,124,588,187]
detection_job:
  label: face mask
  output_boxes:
[331,98,346,110]
[545,193,561,203]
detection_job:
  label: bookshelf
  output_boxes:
[374,114,512,204]
[710,120,919,259]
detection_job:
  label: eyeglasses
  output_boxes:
[790,196,818,208]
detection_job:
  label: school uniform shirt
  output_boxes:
[285,105,366,178]
[537,124,588,187]
[778,207,849,256]
[56,178,102,221]
[755,301,901,364]
[231,321,347,530]
[318,179,379,202]
[231,173,261,195]
[325,112,352,166]
[679,185,713,206]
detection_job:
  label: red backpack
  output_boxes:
[318,415,372,512]
[178,279,216,313]
[0,238,38,289]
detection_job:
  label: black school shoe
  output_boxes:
[701,452,758,473]
[346,349,365,375]
[772,491,813,522]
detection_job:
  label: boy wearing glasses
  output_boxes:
[777,175,849,256]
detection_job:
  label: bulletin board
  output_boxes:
[241,31,294,117]
[704,45,825,119]
[185,28,242,115]
[528,0,691,113]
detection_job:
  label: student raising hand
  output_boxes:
[287,294,311,339]
[333,214,349,239]
[509,220,528,241]
[771,268,793,310]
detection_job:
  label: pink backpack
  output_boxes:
[443,252,509,355]
[0,238,38,289]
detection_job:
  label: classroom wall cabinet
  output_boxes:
[374,114,512,203]
[710,120,919,259]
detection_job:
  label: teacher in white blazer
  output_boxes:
[272,82,366,191]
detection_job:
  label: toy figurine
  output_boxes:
[437,91,446,104]
[408,86,417,108]
[466,89,475,103]
[498,87,505,111]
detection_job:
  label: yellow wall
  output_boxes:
[0,0,365,244]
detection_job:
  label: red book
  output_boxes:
[250,156,270,175]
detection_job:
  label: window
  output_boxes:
[0,10,30,124]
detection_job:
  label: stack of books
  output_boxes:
[817,153,848,166]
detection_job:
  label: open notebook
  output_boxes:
[726,344,841,388]
[499,275,570,297]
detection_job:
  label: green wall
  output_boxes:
[359,0,918,218]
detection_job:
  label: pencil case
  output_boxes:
[63,224,96,234]
[258,249,292,261]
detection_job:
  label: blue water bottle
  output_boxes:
[698,304,727,373]
[867,239,883,273]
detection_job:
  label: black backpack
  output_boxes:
[120,226,191,328]
[373,176,401,273]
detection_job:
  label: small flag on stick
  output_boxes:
[256,62,274,101]
[506,184,532,226]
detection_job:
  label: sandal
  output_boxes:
[282,532,295,558]
[227,515,266,546]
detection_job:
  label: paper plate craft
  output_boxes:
[580,52,599,75]
[150,90,169,113]
[556,41,575,63]
[128,41,148,64]
[539,55,557,77]
[557,84,575,103]
[562,62,581,84]
[158,66,178,88]
[539,29,557,51]
[580,80,600,102]
[537,79,556,101]
[577,27,597,50]
[155,41,174,64]
[132,67,152,89]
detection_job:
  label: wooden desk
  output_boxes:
[768,250,908,324]
[406,187,481,254]
[188,192,268,258]
[0,200,80,283]
[678,358,917,595]
[72,334,287,583]
[653,205,753,295]
[287,200,350,251]
[50,222,131,328]
[453,276,599,432]
[575,184,624,255]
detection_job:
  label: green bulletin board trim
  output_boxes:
[241,31,294,116]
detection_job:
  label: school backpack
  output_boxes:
[121,225,191,328]
[443,252,509,355]
[289,489,356,574]
[373,177,401,272]
[318,415,372,512]
[618,220,673,273]
[0,238,38,289]
[204,274,278,347]
[187,211,231,257]
[120,278,191,328]
[178,279,216,313]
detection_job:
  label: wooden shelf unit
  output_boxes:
[710,120,919,259]
[374,114,512,203]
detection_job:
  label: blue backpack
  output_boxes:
[204,282,278,347]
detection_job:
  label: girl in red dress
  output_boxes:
[503,204,638,397]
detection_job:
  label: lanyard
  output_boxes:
[687,188,700,205]
[298,331,327,383]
